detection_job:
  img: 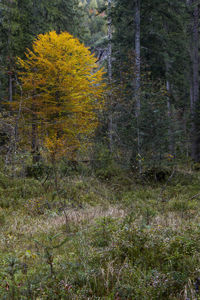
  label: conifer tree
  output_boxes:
[189,0,200,162]
[111,0,190,165]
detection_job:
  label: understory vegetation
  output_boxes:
[1,160,200,299]
[1,1,200,299]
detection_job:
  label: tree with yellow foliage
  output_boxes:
[16,31,105,162]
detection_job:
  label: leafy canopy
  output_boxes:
[17,31,105,160]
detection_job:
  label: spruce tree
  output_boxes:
[110,0,190,166]
[0,0,83,104]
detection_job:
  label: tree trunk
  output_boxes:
[135,0,141,114]
[31,101,40,164]
[163,18,174,157]
[31,121,40,164]
[9,72,13,102]
[107,0,113,152]
[135,0,141,172]
[190,0,199,161]
[165,61,174,156]
[166,80,174,155]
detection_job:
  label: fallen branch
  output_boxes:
[190,193,200,200]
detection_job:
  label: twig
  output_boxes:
[190,192,200,200]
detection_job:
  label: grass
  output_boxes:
[0,165,200,299]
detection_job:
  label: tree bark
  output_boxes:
[9,72,13,102]
[165,62,174,156]
[135,0,141,114]
[190,0,199,161]
[107,0,113,152]
[32,121,40,164]
[31,101,40,164]
[166,80,174,155]
[163,18,174,157]
[135,0,141,172]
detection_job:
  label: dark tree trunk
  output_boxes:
[31,101,40,163]
[165,61,174,156]
[108,0,113,152]
[135,0,141,115]
[190,0,199,161]
[9,72,13,102]
[135,0,141,172]
[32,121,40,164]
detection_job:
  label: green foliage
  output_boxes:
[141,167,171,183]
[25,162,52,179]
[0,0,200,297]
[90,216,118,247]
[0,166,200,298]
[91,144,124,181]
[0,0,84,105]
[80,0,107,46]
[107,0,191,165]
[0,210,5,226]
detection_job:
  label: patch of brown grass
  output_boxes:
[1,205,125,238]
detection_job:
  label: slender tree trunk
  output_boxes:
[31,121,39,164]
[9,72,13,102]
[166,80,174,155]
[135,0,141,114]
[163,18,174,157]
[31,102,40,163]
[190,0,199,161]
[8,1,13,103]
[135,0,141,172]
[107,0,113,152]
[190,75,194,111]
[165,62,174,156]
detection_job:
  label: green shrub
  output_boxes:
[25,162,52,179]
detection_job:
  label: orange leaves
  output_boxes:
[16,31,105,160]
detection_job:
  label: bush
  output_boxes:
[141,167,171,183]
[25,162,52,179]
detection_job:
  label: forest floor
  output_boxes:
[0,164,200,299]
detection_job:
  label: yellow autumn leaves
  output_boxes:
[16,31,105,160]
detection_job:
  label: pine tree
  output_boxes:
[111,0,190,165]
[189,0,200,162]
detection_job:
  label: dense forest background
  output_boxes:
[1,1,200,299]
[1,0,200,170]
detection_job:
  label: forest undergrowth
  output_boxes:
[0,161,200,299]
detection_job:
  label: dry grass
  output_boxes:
[1,205,125,238]
[151,211,200,230]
